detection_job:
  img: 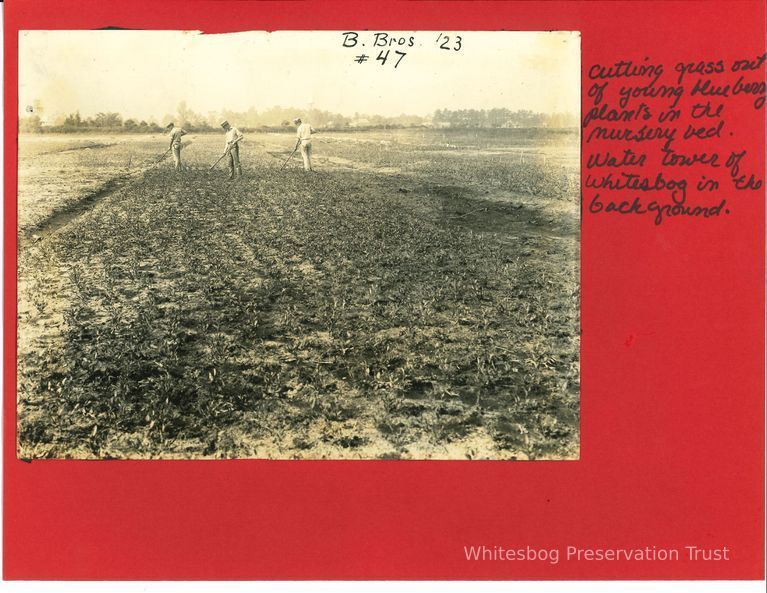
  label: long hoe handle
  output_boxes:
[210,137,244,170]
[280,145,299,170]
[210,150,229,171]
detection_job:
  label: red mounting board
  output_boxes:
[3,0,765,581]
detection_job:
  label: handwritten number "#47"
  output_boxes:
[377,50,407,68]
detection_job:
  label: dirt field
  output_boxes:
[17,128,580,459]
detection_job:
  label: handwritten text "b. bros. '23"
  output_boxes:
[341,32,463,68]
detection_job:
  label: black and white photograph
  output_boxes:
[17,30,580,459]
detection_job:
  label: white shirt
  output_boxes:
[225,127,243,149]
[296,123,314,143]
[169,127,186,147]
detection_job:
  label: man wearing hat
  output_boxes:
[166,122,188,172]
[293,117,315,172]
[221,120,244,179]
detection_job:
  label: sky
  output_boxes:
[19,30,580,122]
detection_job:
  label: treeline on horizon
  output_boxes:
[19,101,579,133]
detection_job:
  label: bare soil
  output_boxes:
[17,130,580,459]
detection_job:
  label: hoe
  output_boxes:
[280,139,301,170]
[210,137,243,171]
